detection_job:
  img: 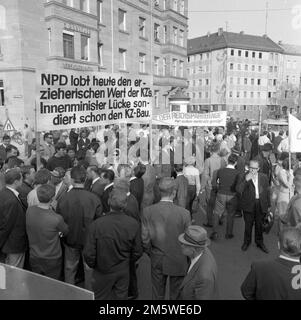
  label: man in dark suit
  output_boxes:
[255,143,273,185]
[141,162,157,209]
[0,134,12,163]
[241,227,301,300]
[77,130,90,160]
[141,177,191,300]
[178,225,219,300]
[17,165,35,209]
[0,169,27,268]
[237,159,270,253]
[83,188,143,300]
[174,164,188,208]
[101,169,115,214]
[56,166,103,290]
[86,166,105,200]
[130,163,145,210]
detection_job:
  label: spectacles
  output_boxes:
[48,137,53,139]
[249,167,259,170]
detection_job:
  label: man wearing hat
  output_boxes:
[141,177,191,300]
[50,167,68,211]
[255,143,273,185]
[241,226,301,300]
[178,225,219,300]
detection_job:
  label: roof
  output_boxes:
[278,43,301,56]
[188,31,284,55]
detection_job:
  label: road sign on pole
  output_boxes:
[3,118,15,132]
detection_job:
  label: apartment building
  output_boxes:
[187,28,284,121]
[0,0,188,130]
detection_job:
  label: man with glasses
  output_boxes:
[237,159,270,253]
[41,133,55,161]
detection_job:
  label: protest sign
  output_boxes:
[289,113,301,152]
[36,70,152,131]
[152,111,227,127]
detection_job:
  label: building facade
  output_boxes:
[187,28,285,121]
[0,0,188,131]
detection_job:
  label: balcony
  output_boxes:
[161,43,187,57]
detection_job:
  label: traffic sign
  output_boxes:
[3,118,15,132]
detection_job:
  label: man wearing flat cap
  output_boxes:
[177,225,219,300]
[141,177,191,300]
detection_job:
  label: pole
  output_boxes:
[111,0,114,73]
[259,106,262,135]
[265,1,268,35]
[149,2,153,164]
[34,100,41,170]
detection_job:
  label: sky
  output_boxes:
[188,0,301,45]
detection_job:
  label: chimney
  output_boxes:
[278,40,282,45]
[207,31,211,37]
[263,34,267,38]
[240,31,244,35]
[218,27,223,36]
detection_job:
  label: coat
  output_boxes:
[56,187,103,249]
[237,172,270,214]
[130,177,144,210]
[255,153,273,185]
[90,179,105,200]
[141,201,191,276]
[101,184,114,214]
[17,181,33,209]
[241,257,301,300]
[178,248,219,300]
[0,188,28,254]
[141,164,157,209]
[174,174,188,208]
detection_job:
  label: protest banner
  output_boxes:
[36,70,152,131]
[152,111,227,127]
[289,113,301,153]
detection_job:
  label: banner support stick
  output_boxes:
[34,100,41,170]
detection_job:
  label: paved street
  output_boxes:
[137,201,279,300]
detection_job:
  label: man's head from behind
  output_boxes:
[71,166,87,185]
[159,177,176,200]
[108,188,127,211]
[37,184,55,204]
[5,168,22,188]
[34,168,51,186]
[279,227,301,258]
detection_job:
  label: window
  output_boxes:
[206,65,209,72]
[257,79,261,85]
[251,78,254,85]
[237,91,240,98]
[163,0,167,10]
[269,66,273,72]
[163,58,167,76]
[268,92,271,98]
[163,25,167,43]
[48,28,51,55]
[0,5,6,30]
[250,92,254,98]
[269,53,273,60]
[229,91,233,98]
[154,90,159,108]
[173,0,178,11]
[230,63,234,70]
[62,0,73,6]
[206,79,209,85]
[179,60,184,77]
[259,52,262,59]
[118,9,126,31]
[292,76,296,84]
[119,48,126,70]
[173,27,177,44]
[231,49,234,56]
[245,51,249,57]
[238,50,241,57]
[206,53,209,59]
[229,77,233,84]
[273,79,277,86]
[179,29,184,47]
[97,0,103,23]
[98,42,103,66]
[139,53,146,73]
[80,34,89,60]
[252,52,256,58]
[287,60,291,69]
[193,93,196,99]
[205,92,209,98]
[238,64,241,70]
[243,105,247,111]
[63,32,74,59]
[199,53,202,60]
[199,79,202,86]
[199,92,202,98]
[274,66,278,72]
[180,0,185,14]
[154,23,160,42]
[257,92,260,98]
[258,66,262,72]
[172,59,177,77]
[244,78,247,85]
[268,79,272,86]
[237,78,240,85]
[154,57,160,75]
[0,80,4,106]
[244,91,247,98]
[139,17,146,37]
[79,0,89,12]
[252,65,255,71]
[293,61,297,69]
[245,64,248,71]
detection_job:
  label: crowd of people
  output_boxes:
[0,120,301,300]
